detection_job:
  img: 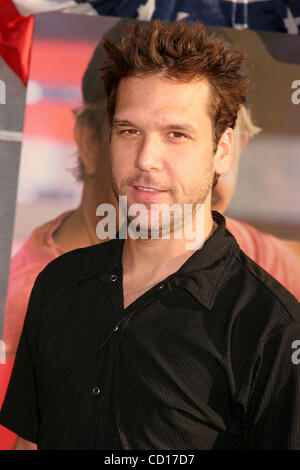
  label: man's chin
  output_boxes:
[127,217,174,238]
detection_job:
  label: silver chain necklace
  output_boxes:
[124,280,164,298]
[123,221,218,299]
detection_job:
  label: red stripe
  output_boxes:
[0,0,34,85]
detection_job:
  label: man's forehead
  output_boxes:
[115,73,212,120]
[117,72,210,92]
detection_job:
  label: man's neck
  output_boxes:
[53,182,118,252]
[52,205,98,252]
[122,210,215,285]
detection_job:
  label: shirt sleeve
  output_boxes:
[0,273,43,444]
[245,322,300,449]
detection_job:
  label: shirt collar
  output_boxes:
[171,211,240,309]
[78,211,240,310]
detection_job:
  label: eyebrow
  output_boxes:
[113,120,137,127]
[112,119,198,133]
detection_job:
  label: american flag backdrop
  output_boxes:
[1,0,300,85]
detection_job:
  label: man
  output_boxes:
[2,20,300,362]
[1,20,300,450]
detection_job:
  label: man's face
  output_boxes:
[110,74,220,235]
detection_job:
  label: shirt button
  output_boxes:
[158,283,164,290]
[92,386,101,395]
[110,274,118,282]
[113,325,119,332]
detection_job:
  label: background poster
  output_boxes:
[0,12,300,448]
[0,59,26,347]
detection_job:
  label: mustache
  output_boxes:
[125,175,170,191]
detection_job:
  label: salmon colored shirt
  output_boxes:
[0,210,299,448]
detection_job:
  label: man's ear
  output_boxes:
[73,121,100,177]
[214,127,234,176]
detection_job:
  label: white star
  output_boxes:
[176,11,189,21]
[137,0,156,21]
[283,7,299,34]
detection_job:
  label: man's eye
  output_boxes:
[169,132,187,139]
[120,129,140,136]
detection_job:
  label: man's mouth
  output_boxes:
[131,185,169,201]
[135,186,167,193]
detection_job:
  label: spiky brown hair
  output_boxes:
[100,19,250,151]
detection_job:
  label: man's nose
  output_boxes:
[134,134,164,172]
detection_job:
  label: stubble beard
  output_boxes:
[110,161,215,240]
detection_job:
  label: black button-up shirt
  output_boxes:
[1,211,300,449]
